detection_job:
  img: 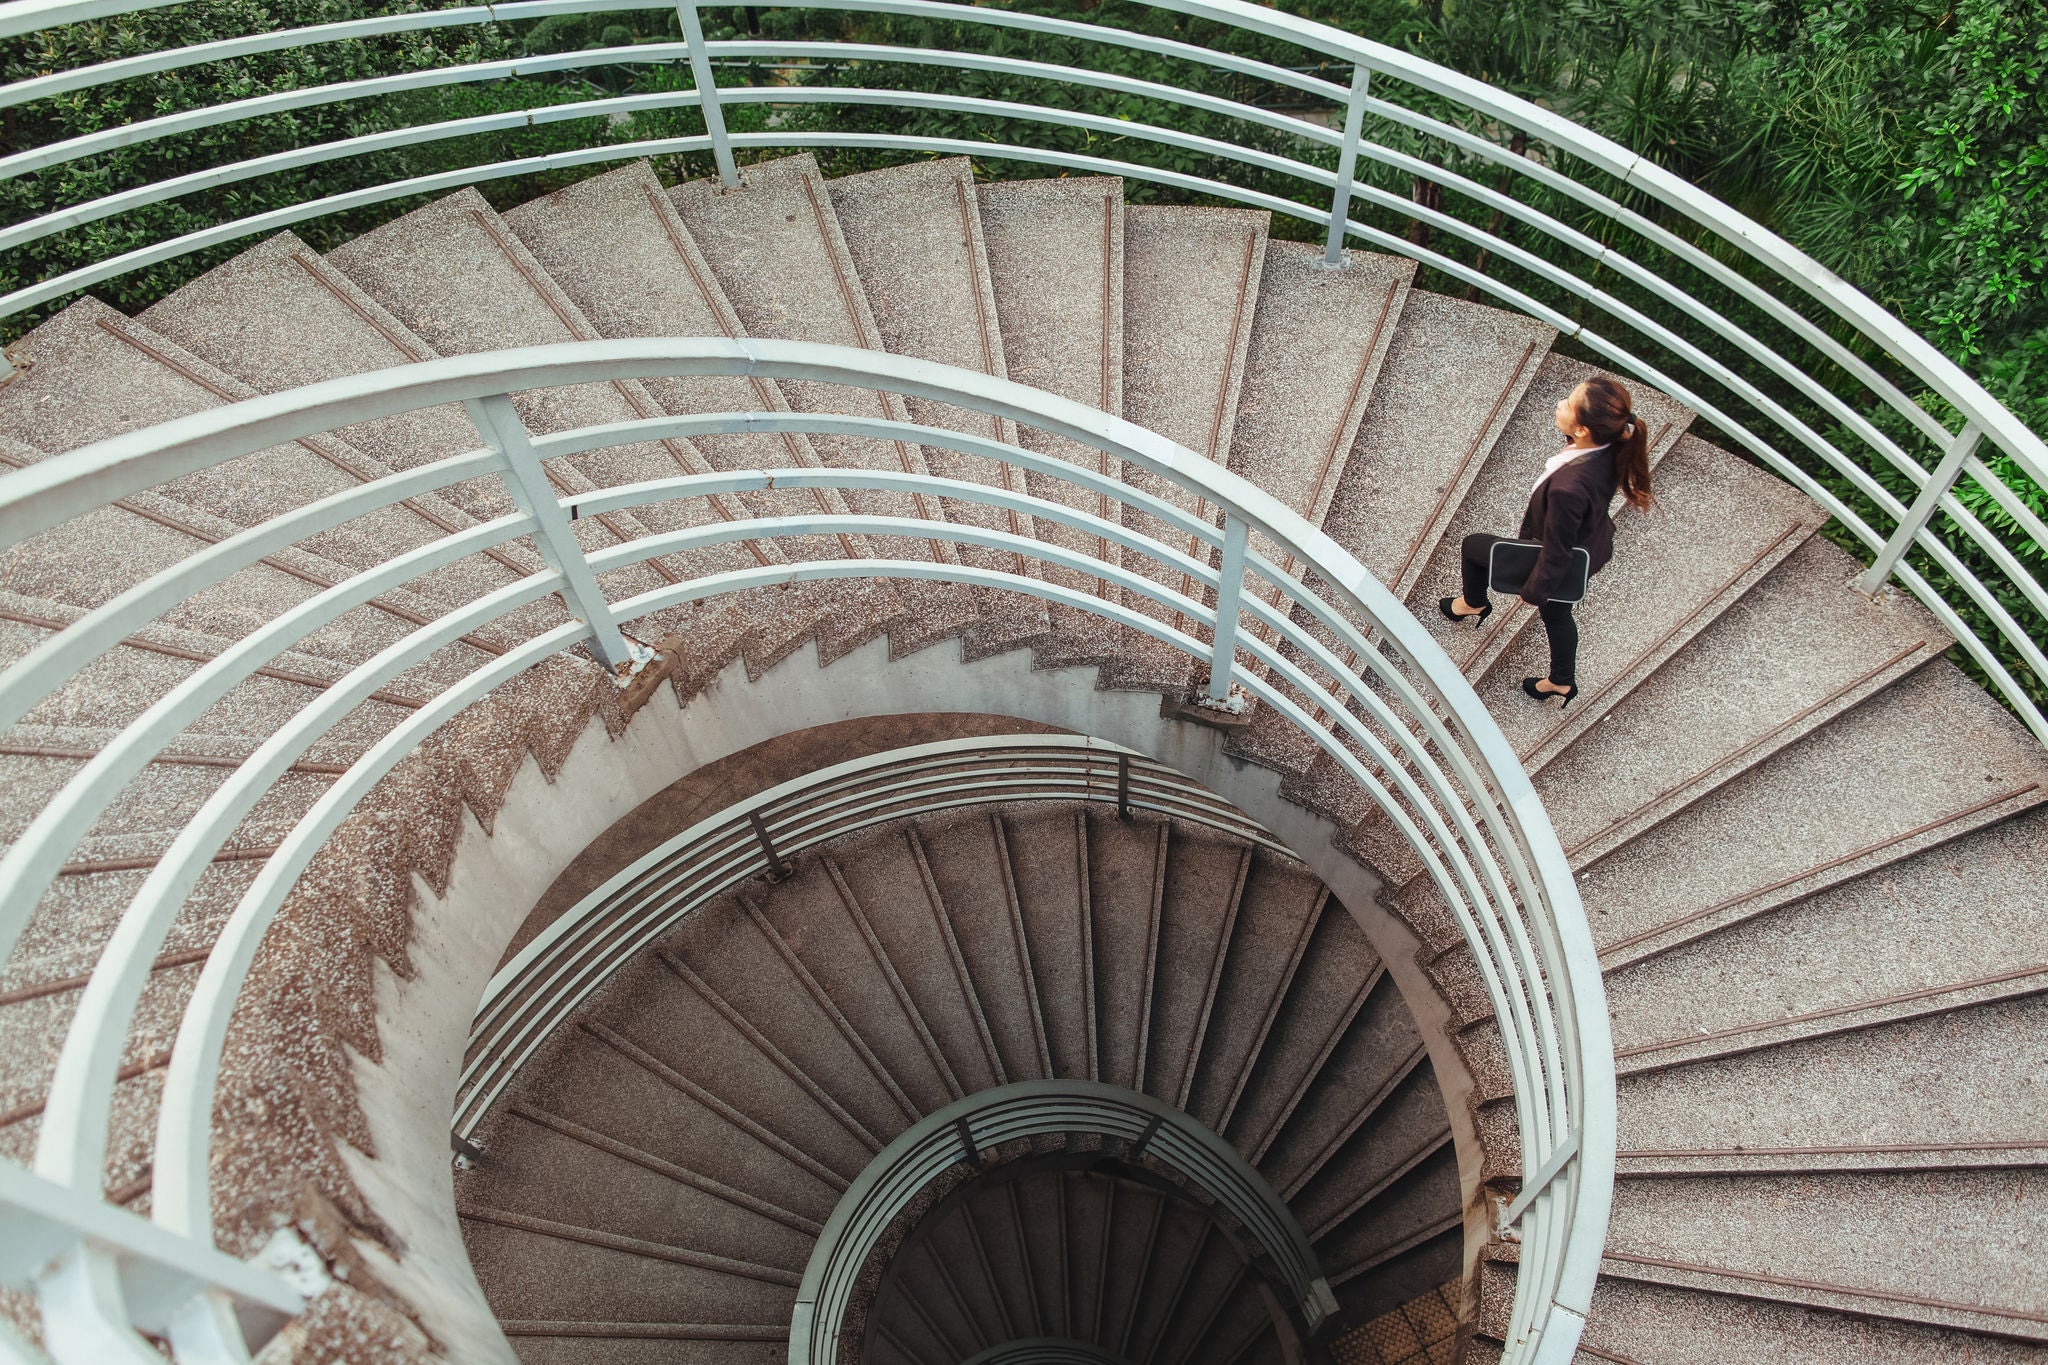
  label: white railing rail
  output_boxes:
[0,338,1610,1364]
[2,0,2044,746]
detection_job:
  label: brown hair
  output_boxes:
[1576,376,1653,510]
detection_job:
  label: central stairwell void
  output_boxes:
[2,9,2047,1362]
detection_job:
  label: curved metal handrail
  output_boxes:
[0,338,1606,1364]
[456,733,1291,1138]
[790,1079,1336,1364]
[3,0,2044,746]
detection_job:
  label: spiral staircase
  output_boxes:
[1,142,2044,1365]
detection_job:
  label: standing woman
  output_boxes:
[1439,376,1653,708]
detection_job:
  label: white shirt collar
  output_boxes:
[1534,442,1607,494]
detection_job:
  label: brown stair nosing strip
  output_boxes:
[1307,1130,1455,1242]
[0,944,212,1008]
[1598,1250,2048,1329]
[906,827,1008,1089]
[1618,1138,2048,1160]
[0,604,426,710]
[1173,842,1250,1112]
[0,742,349,776]
[106,1165,152,1207]
[59,841,279,877]
[1576,1345,1653,1365]
[580,1020,850,1190]
[506,1101,822,1236]
[826,856,964,1103]
[1127,821,1167,1094]
[1560,641,1932,862]
[498,1321,788,1340]
[1210,886,1325,1138]
[0,1048,171,1129]
[1074,812,1100,1086]
[656,949,884,1152]
[1614,963,2048,1067]
[1280,1042,1429,1201]
[457,1205,801,1287]
[1325,1211,1463,1288]
[991,811,1055,1080]
[1594,783,2046,962]
[738,895,922,1125]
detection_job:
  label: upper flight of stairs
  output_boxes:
[1,150,2044,1364]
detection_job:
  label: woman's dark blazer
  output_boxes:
[1517,446,1620,603]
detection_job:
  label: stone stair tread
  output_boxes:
[1614,994,2048,1170]
[667,154,978,652]
[489,1333,787,1364]
[976,176,1126,670]
[1254,980,1425,1200]
[1141,826,1247,1107]
[1473,433,1823,758]
[1311,1141,1461,1289]
[1000,807,1095,1082]
[1579,661,2048,966]
[502,160,905,667]
[1602,1167,2046,1339]
[1084,809,1166,1093]
[1114,204,1271,693]
[1318,287,1548,592]
[1532,534,1947,858]
[1604,805,2048,1067]
[1291,1072,1450,1241]
[915,810,1051,1084]
[1181,861,1322,1134]
[1404,353,1694,665]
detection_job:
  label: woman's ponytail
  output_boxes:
[1577,375,1653,510]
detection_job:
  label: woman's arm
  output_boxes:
[1521,486,1588,603]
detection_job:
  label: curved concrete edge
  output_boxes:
[342,631,1489,1357]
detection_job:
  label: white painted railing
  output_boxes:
[2,0,2044,746]
[0,338,1610,1364]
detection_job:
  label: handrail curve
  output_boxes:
[0,339,1607,1364]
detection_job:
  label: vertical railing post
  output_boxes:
[1855,421,1983,595]
[677,0,740,188]
[1207,514,1249,702]
[1322,64,1371,266]
[464,394,633,672]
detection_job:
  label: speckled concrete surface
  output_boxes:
[1532,533,1944,856]
[1320,288,1549,589]
[1578,660,2048,965]
[977,176,1126,667]
[1603,803,2048,1066]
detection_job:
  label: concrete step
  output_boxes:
[502,160,905,669]
[1319,288,1549,594]
[826,156,1050,656]
[976,176,1126,671]
[1601,1166,2047,1341]
[1614,993,2048,1175]
[915,810,1053,1083]
[1403,353,1693,671]
[1113,205,1270,694]
[1119,1196,1217,1357]
[1531,534,1946,862]
[1085,810,1167,1093]
[321,188,748,651]
[1221,899,1381,1165]
[1580,661,2048,969]
[1569,1272,2046,1365]
[1312,1141,1462,1313]
[829,823,1008,1097]
[1468,433,1823,759]
[1181,861,1324,1136]
[1141,827,1249,1109]
[1604,804,2048,1075]
[1000,807,1097,1082]
[675,888,929,1138]
[1290,1070,1452,1244]
[667,154,978,653]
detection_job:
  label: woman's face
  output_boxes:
[1554,384,1589,441]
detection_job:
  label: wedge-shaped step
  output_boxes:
[1602,1166,2048,1340]
[1605,804,2048,1072]
[1532,534,1946,860]
[827,156,1049,655]
[1001,807,1096,1082]
[1314,1141,1463,1321]
[668,154,977,651]
[915,810,1052,1084]
[1471,433,1822,758]
[1086,811,1166,1093]
[502,161,903,667]
[1404,352,1693,668]
[1115,205,1269,692]
[1614,994,2048,1174]
[1581,662,2048,967]
[977,176,1126,668]
[1141,827,1247,1109]
[323,188,767,658]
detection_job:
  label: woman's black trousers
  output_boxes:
[1459,533,1579,687]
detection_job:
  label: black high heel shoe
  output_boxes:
[1521,676,1578,709]
[1438,596,1492,628]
